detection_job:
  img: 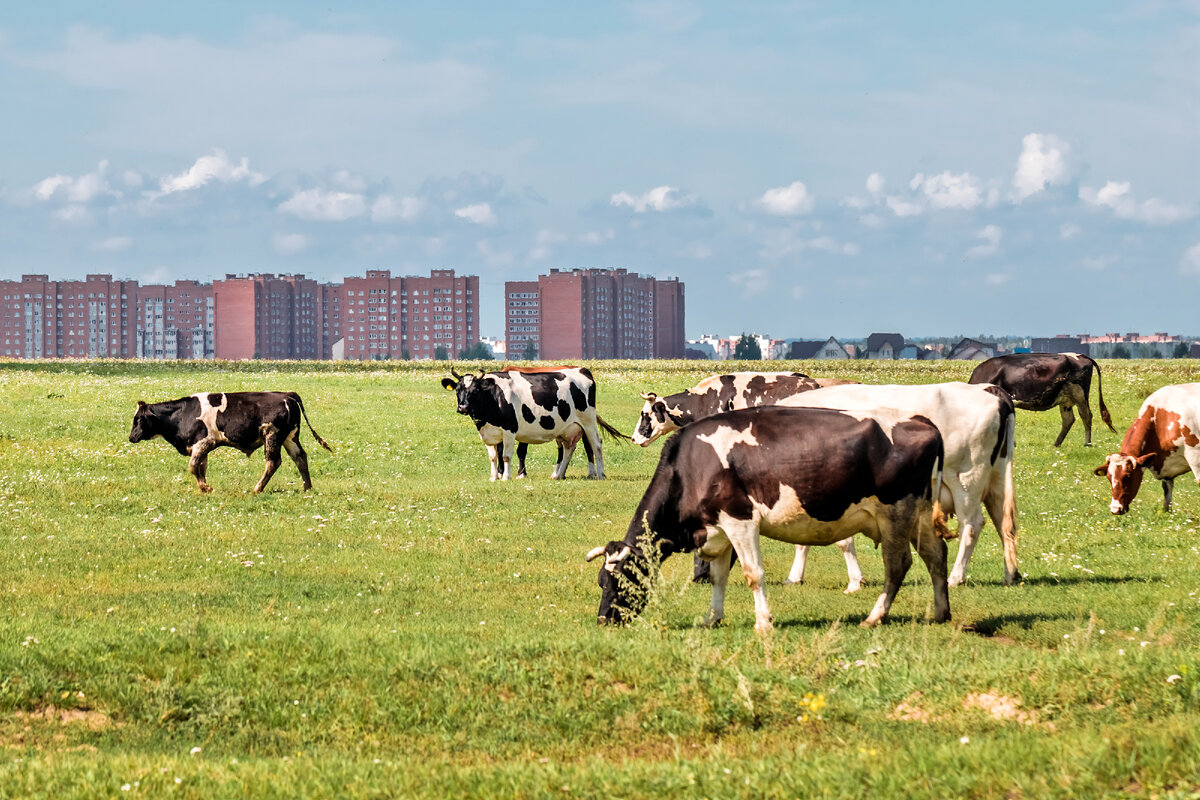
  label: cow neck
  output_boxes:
[1122,407,1164,472]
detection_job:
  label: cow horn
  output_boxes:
[585,545,607,562]
[450,366,462,380]
[607,546,631,564]
[639,392,657,401]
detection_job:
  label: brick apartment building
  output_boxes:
[213,274,338,360]
[2,274,142,359]
[505,268,684,360]
[340,268,478,361]
[135,279,214,359]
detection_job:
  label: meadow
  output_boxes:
[2,357,1200,798]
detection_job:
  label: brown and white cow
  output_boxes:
[1095,383,1200,514]
[129,391,331,493]
[587,406,952,631]
[633,371,863,591]
[969,353,1113,446]
[781,382,1019,587]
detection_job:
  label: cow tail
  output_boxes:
[597,415,632,443]
[931,443,953,541]
[295,395,334,452]
[1000,410,1018,553]
[1088,356,1116,432]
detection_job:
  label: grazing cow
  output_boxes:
[128,391,331,493]
[1095,383,1200,514]
[633,371,861,592]
[442,366,625,480]
[586,406,952,631]
[969,353,1113,446]
[781,382,1018,586]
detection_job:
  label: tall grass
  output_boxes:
[1,358,1200,798]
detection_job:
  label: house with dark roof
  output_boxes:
[946,338,1000,360]
[788,337,851,360]
[866,333,906,360]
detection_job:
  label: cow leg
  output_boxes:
[838,537,864,593]
[1069,384,1095,446]
[913,512,951,623]
[720,514,773,632]
[703,546,733,627]
[254,427,283,494]
[498,434,515,481]
[784,545,809,585]
[580,430,597,478]
[282,431,313,490]
[947,482,984,587]
[515,443,529,479]
[1054,404,1076,448]
[862,516,913,628]
[552,430,580,480]
[582,418,605,479]
[189,438,218,493]
[486,445,500,481]
[1163,478,1175,512]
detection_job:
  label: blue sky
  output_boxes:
[1,2,1197,339]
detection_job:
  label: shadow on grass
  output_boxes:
[961,612,1073,639]
[972,573,1158,588]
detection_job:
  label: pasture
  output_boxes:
[2,358,1200,798]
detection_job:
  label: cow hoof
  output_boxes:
[948,575,965,587]
[783,578,803,586]
[754,619,775,634]
[198,484,214,494]
[844,582,863,594]
[860,616,883,628]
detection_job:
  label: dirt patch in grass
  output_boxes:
[889,691,937,723]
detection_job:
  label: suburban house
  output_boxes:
[866,333,906,359]
[788,337,851,360]
[946,338,1000,360]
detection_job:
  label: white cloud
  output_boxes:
[913,171,983,210]
[122,170,143,188]
[886,196,923,217]
[759,181,814,216]
[966,225,1002,259]
[1081,255,1118,271]
[1012,133,1070,201]
[579,229,615,245]
[53,205,90,223]
[610,186,694,212]
[1181,243,1200,278]
[984,272,1010,286]
[154,149,265,197]
[529,228,567,261]
[32,160,115,204]
[371,194,424,223]
[730,268,768,297]
[331,169,368,193]
[455,202,497,225]
[866,173,886,198]
[1079,180,1193,224]
[90,235,132,252]
[1060,223,1082,240]
[272,232,310,254]
[279,188,367,221]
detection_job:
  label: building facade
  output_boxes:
[340,269,478,361]
[506,268,685,360]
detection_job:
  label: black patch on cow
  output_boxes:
[458,376,520,434]
[207,393,224,409]
[522,406,536,424]
[570,381,588,412]
[981,385,1016,464]
[540,415,556,430]
[557,399,571,421]
[588,380,596,407]
[528,374,565,411]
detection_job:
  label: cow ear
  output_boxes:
[1092,463,1110,477]
[1135,453,1156,467]
[441,378,457,391]
[136,400,147,409]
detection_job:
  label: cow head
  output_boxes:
[1094,453,1155,514]
[586,542,651,625]
[441,367,492,416]
[632,392,684,446]
[128,400,160,444]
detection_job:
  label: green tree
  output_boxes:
[401,348,411,360]
[522,340,538,360]
[434,345,450,361]
[1174,342,1191,359]
[734,333,762,360]
[1111,344,1132,359]
[458,342,493,360]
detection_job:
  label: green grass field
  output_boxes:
[3,358,1200,798]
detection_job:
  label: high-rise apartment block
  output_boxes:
[0,268,474,361]
[505,268,684,360]
[341,269,478,361]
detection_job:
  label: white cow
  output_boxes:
[780,382,1019,586]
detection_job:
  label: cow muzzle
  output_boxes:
[1110,499,1128,515]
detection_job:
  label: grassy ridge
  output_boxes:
[2,358,1200,798]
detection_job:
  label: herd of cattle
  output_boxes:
[127,353,1200,632]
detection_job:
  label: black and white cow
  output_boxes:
[587,406,952,631]
[969,352,1113,446]
[633,371,861,591]
[780,382,1018,587]
[442,366,626,480]
[128,391,331,493]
